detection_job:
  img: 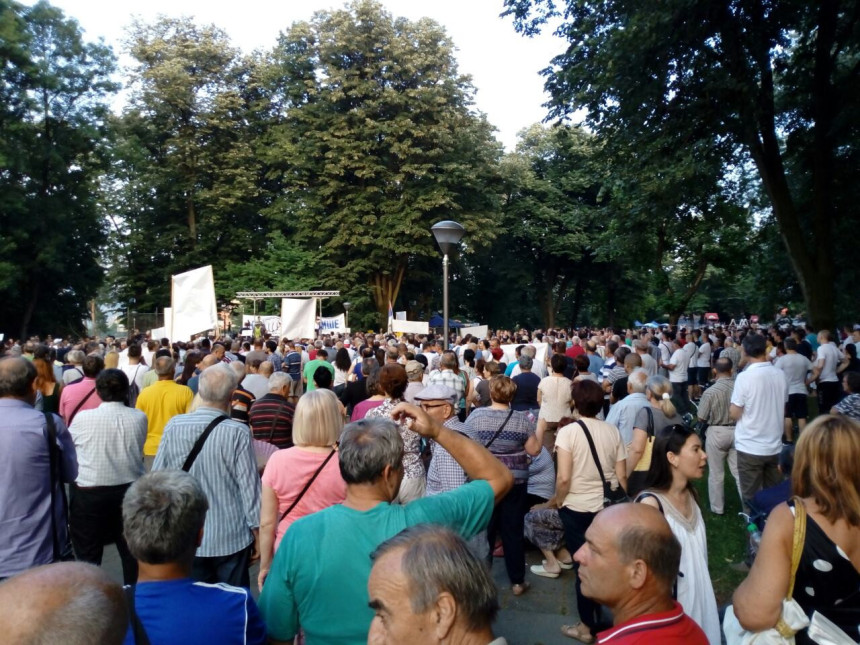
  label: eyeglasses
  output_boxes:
[419,403,449,410]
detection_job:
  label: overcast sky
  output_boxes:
[30,0,571,150]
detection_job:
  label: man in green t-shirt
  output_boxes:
[302,349,334,392]
[258,405,513,645]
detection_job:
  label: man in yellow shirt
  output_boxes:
[135,356,193,470]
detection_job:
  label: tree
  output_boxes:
[0,0,116,338]
[504,0,859,330]
[265,0,502,325]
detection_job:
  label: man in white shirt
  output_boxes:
[809,330,844,415]
[776,338,812,441]
[730,333,788,510]
[657,331,674,378]
[120,343,149,395]
[68,369,147,585]
[666,339,690,414]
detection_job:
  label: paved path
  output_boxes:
[101,543,586,644]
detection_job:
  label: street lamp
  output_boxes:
[431,220,465,350]
[343,301,352,328]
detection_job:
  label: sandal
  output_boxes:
[557,559,574,570]
[561,623,595,643]
[511,582,530,596]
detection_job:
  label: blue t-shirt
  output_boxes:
[123,578,266,645]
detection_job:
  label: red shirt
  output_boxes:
[566,345,585,358]
[490,347,504,361]
[597,602,708,644]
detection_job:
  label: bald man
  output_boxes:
[0,562,127,644]
[565,504,708,644]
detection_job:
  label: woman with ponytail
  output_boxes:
[626,375,685,496]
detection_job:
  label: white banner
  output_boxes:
[281,298,316,340]
[149,307,172,341]
[459,325,488,339]
[319,314,347,334]
[171,267,217,342]
[395,311,407,321]
[500,342,549,366]
[392,320,430,334]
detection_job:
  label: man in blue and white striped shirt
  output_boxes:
[153,363,261,588]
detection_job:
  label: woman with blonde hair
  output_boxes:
[258,389,347,589]
[733,415,860,643]
[103,350,120,369]
[626,374,684,497]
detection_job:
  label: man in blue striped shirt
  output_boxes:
[153,363,261,587]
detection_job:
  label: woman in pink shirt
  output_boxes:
[257,389,347,589]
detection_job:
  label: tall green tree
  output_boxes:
[504,0,858,330]
[0,0,116,338]
[265,0,502,325]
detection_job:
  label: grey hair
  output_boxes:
[230,360,246,378]
[521,345,536,358]
[338,418,404,484]
[268,371,292,391]
[371,525,498,631]
[66,349,86,365]
[198,363,238,405]
[122,471,209,564]
[154,356,175,377]
[628,368,648,393]
[518,354,533,370]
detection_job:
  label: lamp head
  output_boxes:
[431,220,465,256]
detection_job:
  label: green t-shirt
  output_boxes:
[258,480,495,645]
[303,359,335,391]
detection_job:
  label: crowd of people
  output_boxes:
[1,319,859,644]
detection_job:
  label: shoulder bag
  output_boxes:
[279,448,337,523]
[67,386,97,426]
[44,412,74,561]
[182,415,228,472]
[576,420,630,508]
[723,496,811,644]
[483,409,515,450]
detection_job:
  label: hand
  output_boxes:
[390,402,441,439]
[250,532,261,564]
[257,566,269,591]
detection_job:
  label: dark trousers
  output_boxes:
[69,482,138,585]
[737,450,782,512]
[671,382,690,415]
[818,381,843,415]
[559,507,606,632]
[486,483,528,585]
[192,545,252,588]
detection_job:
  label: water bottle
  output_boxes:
[746,520,762,560]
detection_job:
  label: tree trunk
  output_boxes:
[20,283,39,339]
[569,275,584,328]
[371,261,407,326]
[187,197,197,248]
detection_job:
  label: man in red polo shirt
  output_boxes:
[564,503,707,644]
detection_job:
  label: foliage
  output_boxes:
[264,0,503,325]
[503,0,860,330]
[0,0,116,338]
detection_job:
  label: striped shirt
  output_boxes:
[153,407,261,557]
[464,407,536,483]
[248,393,295,449]
[230,386,255,425]
[697,377,735,426]
[426,417,470,496]
[69,402,146,487]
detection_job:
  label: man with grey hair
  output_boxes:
[634,339,658,376]
[248,371,295,449]
[367,525,505,645]
[510,344,548,378]
[153,363,261,587]
[259,406,513,645]
[606,368,650,445]
[120,471,266,644]
[0,562,127,645]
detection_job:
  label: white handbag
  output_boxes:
[723,497,811,644]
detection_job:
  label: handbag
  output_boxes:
[576,420,630,508]
[279,449,337,523]
[723,496,811,644]
[633,407,655,472]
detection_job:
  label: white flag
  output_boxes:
[171,267,217,342]
[281,299,316,340]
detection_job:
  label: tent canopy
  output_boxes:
[428,315,464,328]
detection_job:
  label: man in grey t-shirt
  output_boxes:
[775,338,812,441]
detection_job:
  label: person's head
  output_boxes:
[0,562,127,645]
[268,371,291,397]
[488,375,516,405]
[82,354,104,379]
[414,384,458,422]
[66,349,85,366]
[627,368,648,394]
[793,415,860,526]
[784,337,798,352]
[405,360,424,382]
[714,357,733,376]
[846,344,858,361]
[571,379,604,418]
[33,356,56,387]
[338,418,404,498]
[95,369,129,403]
[258,361,274,378]
[818,329,833,344]
[645,375,677,417]
[378,363,408,400]
[644,424,705,493]
[313,365,333,390]
[154,355,176,378]
[293,388,343,447]
[550,353,567,375]
[843,371,860,395]
[197,363,238,407]
[122,470,208,565]
[574,503,681,608]
[265,339,277,354]
[335,347,352,371]
[230,360,246,381]
[574,354,590,373]
[0,357,37,401]
[518,354,533,371]
[211,343,225,360]
[440,351,458,371]
[367,525,498,644]
[197,353,218,372]
[316,348,328,361]
[127,343,142,361]
[103,351,119,369]
[623,352,641,373]
[742,332,767,359]
[483,361,500,378]
[463,348,476,368]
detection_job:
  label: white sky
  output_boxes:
[31,0,571,150]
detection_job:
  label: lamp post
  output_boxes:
[431,220,465,350]
[343,301,352,329]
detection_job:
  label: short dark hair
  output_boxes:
[266,340,277,353]
[316,349,328,360]
[742,333,767,358]
[574,354,590,372]
[82,355,104,378]
[784,337,798,351]
[617,521,681,594]
[571,379,604,417]
[313,365,333,389]
[127,343,142,359]
[550,353,567,374]
[714,357,733,374]
[844,371,860,394]
[95,369,129,403]
[378,363,408,400]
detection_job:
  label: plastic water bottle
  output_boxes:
[746,521,762,560]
